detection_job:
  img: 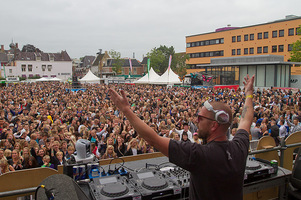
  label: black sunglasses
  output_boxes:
[198,115,216,123]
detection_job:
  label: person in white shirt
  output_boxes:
[175,123,192,141]
[279,119,287,139]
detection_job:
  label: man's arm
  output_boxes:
[238,74,255,133]
[109,89,170,156]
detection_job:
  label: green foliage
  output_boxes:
[173,53,190,78]
[147,45,175,74]
[109,50,124,75]
[28,75,41,79]
[290,25,301,62]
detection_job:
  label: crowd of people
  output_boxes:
[0,81,300,174]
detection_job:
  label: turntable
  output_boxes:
[244,157,275,183]
[130,170,181,199]
[89,175,141,200]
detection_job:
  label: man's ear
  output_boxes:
[211,121,219,132]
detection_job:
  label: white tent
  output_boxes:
[151,68,181,85]
[49,77,62,82]
[134,68,161,84]
[79,70,100,83]
[36,77,50,82]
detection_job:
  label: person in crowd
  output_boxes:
[270,118,280,146]
[8,149,23,170]
[250,123,261,140]
[279,119,287,139]
[101,145,118,159]
[287,117,301,135]
[0,158,15,174]
[41,155,55,169]
[108,74,254,199]
[114,135,127,157]
[192,132,202,144]
[181,131,191,142]
[125,138,142,156]
[175,122,193,141]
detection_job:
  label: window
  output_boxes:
[264,32,269,39]
[9,69,12,73]
[237,49,241,55]
[47,65,52,72]
[263,46,268,53]
[21,65,26,72]
[244,48,248,55]
[288,44,293,51]
[42,65,46,71]
[186,43,191,48]
[257,47,262,54]
[28,65,33,72]
[289,28,294,36]
[244,34,249,41]
[133,68,137,75]
[249,47,254,54]
[232,36,236,42]
[237,35,241,42]
[272,45,277,52]
[278,45,284,52]
[258,32,262,39]
[250,34,254,40]
[272,30,277,38]
[279,30,284,37]
[232,49,236,55]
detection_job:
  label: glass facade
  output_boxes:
[201,64,290,87]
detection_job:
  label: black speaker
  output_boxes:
[291,147,301,189]
[72,76,81,89]
[36,174,90,200]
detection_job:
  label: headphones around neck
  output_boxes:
[204,101,229,124]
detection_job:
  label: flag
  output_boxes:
[129,58,133,73]
[147,58,150,79]
[168,55,172,73]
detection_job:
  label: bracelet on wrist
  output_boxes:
[246,95,253,99]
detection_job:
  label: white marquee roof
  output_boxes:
[152,68,181,85]
[134,68,160,84]
[79,70,100,83]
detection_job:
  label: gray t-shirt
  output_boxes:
[169,129,249,200]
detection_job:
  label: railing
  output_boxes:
[0,140,300,199]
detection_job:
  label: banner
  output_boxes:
[129,58,133,73]
[147,58,150,79]
[168,55,172,73]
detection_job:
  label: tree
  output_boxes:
[173,53,190,79]
[109,50,123,75]
[146,45,175,74]
[290,25,301,62]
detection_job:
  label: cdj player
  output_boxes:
[89,168,184,200]
[129,169,181,199]
[89,174,141,200]
[244,157,278,183]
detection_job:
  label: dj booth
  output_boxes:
[57,155,291,200]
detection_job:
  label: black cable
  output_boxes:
[34,185,42,200]
[35,185,54,200]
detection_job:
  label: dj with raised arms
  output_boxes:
[109,74,255,200]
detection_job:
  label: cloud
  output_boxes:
[1,0,300,60]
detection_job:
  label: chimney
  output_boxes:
[133,52,135,59]
[1,45,4,52]
[99,49,102,54]
[16,43,18,49]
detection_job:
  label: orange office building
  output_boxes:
[185,15,301,87]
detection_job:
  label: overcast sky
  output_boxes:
[1,0,300,61]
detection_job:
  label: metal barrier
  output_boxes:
[249,141,301,168]
[1,143,300,199]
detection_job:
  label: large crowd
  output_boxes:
[0,81,301,174]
